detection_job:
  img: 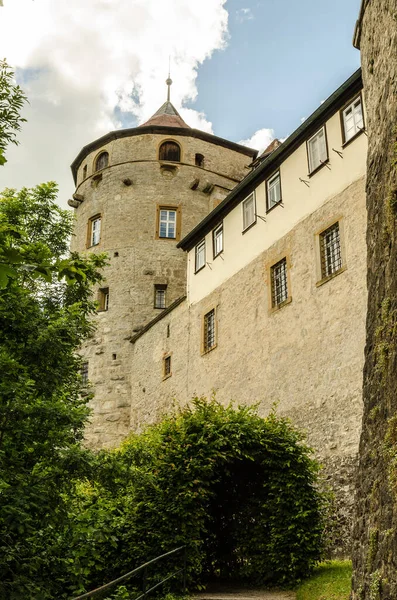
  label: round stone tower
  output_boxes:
[69,84,257,448]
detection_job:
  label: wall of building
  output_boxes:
[187,100,367,304]
[131,175,367,551]
[70,130,254,448]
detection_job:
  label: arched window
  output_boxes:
[159,141,180,162]
[95,151,109,172]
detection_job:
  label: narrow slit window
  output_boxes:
[320,222,342,278]
[271,258,288,308]
[98,287,109,311]
[163,355,172,378]
[81,362,89,386]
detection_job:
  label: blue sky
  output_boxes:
[0,0,362,204]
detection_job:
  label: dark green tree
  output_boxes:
[0,59,26,166]
[0,183,107,598]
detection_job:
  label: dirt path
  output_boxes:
[193,589,296,600]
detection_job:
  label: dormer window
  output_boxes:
[95,151,109,172]
[159,141,180,162]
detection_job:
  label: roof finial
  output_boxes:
[166,57,172,102]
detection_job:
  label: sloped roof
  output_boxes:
[140,101,190,128]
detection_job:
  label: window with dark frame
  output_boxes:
[203,309,216,353]
[307,127,328,173]
[320,222,342,279]
[98,287,109,311]
[159,208,177,238]
[81,362,89,386]
[242,193,256,231]
[154,284,167,309]
[213,223,223,258]
[271,258,288,308]
[195,239,206,272]
[267,171,281,210]
[342,96,364,142]
[163,355,171,378]
[95,151,109,172]
[159,141,181,162]
[83,165,87,179]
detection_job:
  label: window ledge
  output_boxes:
[316,265,347,287]
[242,220,257,235]
[342,129,365,148]
[213,250,223,260]
[201,344,217,357]
[308,159,330,178]
[269,296,292,314]
[266,201,283,215]
[195,264,206,274]
[162,373,172,381]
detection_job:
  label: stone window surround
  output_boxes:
[154,284,167,309]
[94,150,109,172]
[315,216,347,287]
[155,204,182,241]
[201,305,218,355]
[162,352,172,380]
[340,93,366,147]
[157,138,182,163]
[86,213,102,248]
[97,286,109,311]
[266,253,292,314]
[306,125,329,177]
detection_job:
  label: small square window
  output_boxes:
[213,223,223,258]
[307,127,328,174]
[271,258,288,308]
[98,287,109,311]
[242,193,256,231]
[163,354,172,379]
[195,239,206,272]
[203,309,216,353]
[320,222,342,279]
[154,284,167,309]
[87,215,101,247]
[342,96,364,143]
[266,172,282,210]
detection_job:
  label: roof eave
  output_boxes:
[178,68,363,252]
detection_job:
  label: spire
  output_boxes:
[139,70,190,129]
[166,58,172,102]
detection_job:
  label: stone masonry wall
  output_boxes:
[352,1,397,597]
[131,177,367,553]
[70,131,253,448]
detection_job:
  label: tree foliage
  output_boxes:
[0,59,27,166]
[64,398,326,598]
[0,183,107,599]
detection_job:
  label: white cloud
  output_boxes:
[0,0,228,205]
[236,8,254,23]
[239,128,275,153]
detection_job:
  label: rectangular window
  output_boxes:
[159,209,176,239]
[320,222,342,278]
[203,309,216,353]
[213,223,223,258]
[81,362,89,386]
[154,284,167,309]
[98,287,109,311]
[163,354,171,379]
[88,215,101,247]
[195,239,206,272]
[271,258,288,308]
[307,127,328,174]
[342,96,364,143]
[242,193,256,231]
[266,172,282,210]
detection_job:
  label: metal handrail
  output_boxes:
[71,545,186,600]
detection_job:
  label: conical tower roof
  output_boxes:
[140,100,190,128]
[139,73,190,129]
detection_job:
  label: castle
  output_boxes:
[69,69,367,551]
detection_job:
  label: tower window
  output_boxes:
[81,362,89,386]
[154,284,167,309]
[83,165,87,179]
[98,287,109,311]
[320,222,342,279]
[195,153,204,167]
[159,141,180,162]
[95,151,109,172]
[87,214,101,247]
[202,308,216,354]
[271,258,288,308]
[163,354,172,379]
